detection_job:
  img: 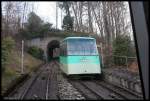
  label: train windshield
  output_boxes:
[67,39,98,55]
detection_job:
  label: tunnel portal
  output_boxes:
[47,40,60,61]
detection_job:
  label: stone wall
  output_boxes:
[26,37,63,61]
[26,37,102,62]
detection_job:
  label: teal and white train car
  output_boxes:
[59,37,101,75]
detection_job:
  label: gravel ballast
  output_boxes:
[57,74,85,100]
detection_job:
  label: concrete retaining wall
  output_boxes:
[102,68,143,96]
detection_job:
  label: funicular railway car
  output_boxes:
[59,37,102,76]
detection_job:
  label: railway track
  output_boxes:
[20,63,50,99]
[5,60,143,100]
[56,60,143,100]
[94,80,143,99]
[45,61,59,100]
[5,61,59,100]
[5,63,49,99]
[67,78,143,100]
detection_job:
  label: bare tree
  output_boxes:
[87,2,93,33]
[79,2,83,32]
[60,1,131,45]
[71,2,80,31]
[56,2,58,29]
[91,2,104,39]
[2,1,34,37]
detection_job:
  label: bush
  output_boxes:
[27,46,44,60]
[20,28,41,40]
[2,36,15,72]
[19,12,54,39]
[113,35,136,66]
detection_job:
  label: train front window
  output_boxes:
[67,39,98,55]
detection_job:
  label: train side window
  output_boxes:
[62,43,65,56]
[60,43,64,56]
[60,44,61,56]
[64,41,67,56]
[66,40,68,56]
[60,44,63,56]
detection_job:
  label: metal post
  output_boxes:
[21,40,24,74]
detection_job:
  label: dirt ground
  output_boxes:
[128,61,139,73]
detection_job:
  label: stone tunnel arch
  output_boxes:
[47,40,60,61]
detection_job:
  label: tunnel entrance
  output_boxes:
[47,40,60,62]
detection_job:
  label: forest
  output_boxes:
[1,1,139,96]
[2,1,137,72]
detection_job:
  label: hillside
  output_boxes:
[2,46,44,95]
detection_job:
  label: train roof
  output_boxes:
[62,37,95,42]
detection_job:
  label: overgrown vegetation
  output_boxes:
[2,49,44,95]
[27,46,44,60]
[20,12,54,39]
[113,35,136,65]
[2,2,137,68]
[2,36,15,72]
[2,39,44,95]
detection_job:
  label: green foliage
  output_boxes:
[113,35,136,65]
[27,46,44,60]
[62,15,74,31]
[2,36,15,71]
[49,28,62,33]
[59,2,74,32]
[20,12,53,39]
[40,23,53,37]
[26,12,43,32]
